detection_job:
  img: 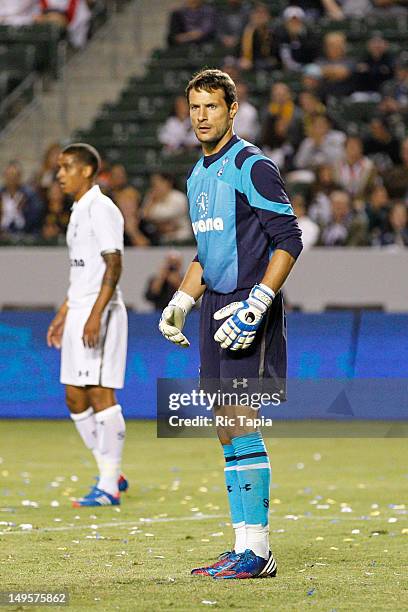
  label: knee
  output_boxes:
[87,387,115,412]
[66,390,88,414]
[216,427,231,446]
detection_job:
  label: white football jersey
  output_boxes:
[66,185,124,308]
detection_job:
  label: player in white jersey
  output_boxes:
[47,143,128,507]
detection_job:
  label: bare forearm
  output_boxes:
[91,252,122,316]
[179,261,206,301]
[260,249,296,294]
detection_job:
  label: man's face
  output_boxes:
[189,87,237,147]
[110,165,127,189]
[57,153,91,197]
[4,165,22,191]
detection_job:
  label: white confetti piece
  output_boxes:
[352,529,360,535]
[285,514,299,520]
[210,532,224,537]
[54,518,62,522]
[154,555,165,559]
[72,540,80,544]
[341,507,352,513]
[145,533,155,537]
[202,601,217,606]
[371,503,379,509]
[330,546,339,550]
[20,523,33,530]
[22,500,39,508]
[313,453,321,461]
[316,536,324,541]
[388,517,397,523]
[50,501,60,507]
[317,504,330,510]
[70,475,78,482]
[199,487,208,493]
[90,524,98,530]
[297,463,305,470]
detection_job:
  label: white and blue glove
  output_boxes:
[159,290,195,348]
[213,284,275,351]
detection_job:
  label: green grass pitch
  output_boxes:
[0,420,407,611]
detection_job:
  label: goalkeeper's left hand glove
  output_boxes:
[213,284,275,351]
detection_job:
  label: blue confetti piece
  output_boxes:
[307,589,316,596]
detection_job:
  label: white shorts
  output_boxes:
[60,302,128,389]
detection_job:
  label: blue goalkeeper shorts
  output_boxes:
[199,288,287,399]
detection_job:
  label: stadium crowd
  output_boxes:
[1,0,408,248]
[0,0,105,48]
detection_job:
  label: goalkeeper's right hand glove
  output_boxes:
[159,290,195,348]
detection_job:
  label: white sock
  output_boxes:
[94,404,125,496]
[70,407,97,450]
[233,522,246,554]
[246,524,269,560]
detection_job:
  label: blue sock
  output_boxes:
[231,432,271,559]
[223,444,246,553]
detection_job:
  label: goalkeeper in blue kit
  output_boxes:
[159,69,303,579]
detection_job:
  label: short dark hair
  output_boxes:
[185,69,237,109]
[61,142,101,177]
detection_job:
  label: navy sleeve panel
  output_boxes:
[192,253,199,262]
[250,159,291,206]
[256,210,303,260]
[240,155,294,215]
[235,145,261,169]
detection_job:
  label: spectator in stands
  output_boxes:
[167,0,216,46]
[340,0,373,17]
[380,52,408,116]
[275,6,320,72]
[142,172,192,245]
[41,180,70,243]
[334,135,377,200]
[301,63,324,99]
[298,90,326,136]
[217,0,249,50]
[260,82,302,150]
[289,0,343,20]
[144,251,184,310]
[158,96,198,153]
[0,161,44,237]
[108,164,149,246]
[292,193,319,249]
[234,81,260,141]
[309,163,341,225]
[294,114,345,169]
[239,3,278,71]
[371,0,408,16]
[36,0,92,48]
[377,201,408,247]
[320,189,369,246]
[364,116,401,170]
[383,136,408,200]
[318,31,355,99]
[33,142,62,198]
[355,33,394,94]
[365,184,391,240]
[0,0,38,25]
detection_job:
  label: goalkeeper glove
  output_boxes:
[159,290,195,348]
[213,284,275,351]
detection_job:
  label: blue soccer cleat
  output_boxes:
[118,474,129,493]
[72,487,120,507]
[191,551,240,576]
[214,549,277,579]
